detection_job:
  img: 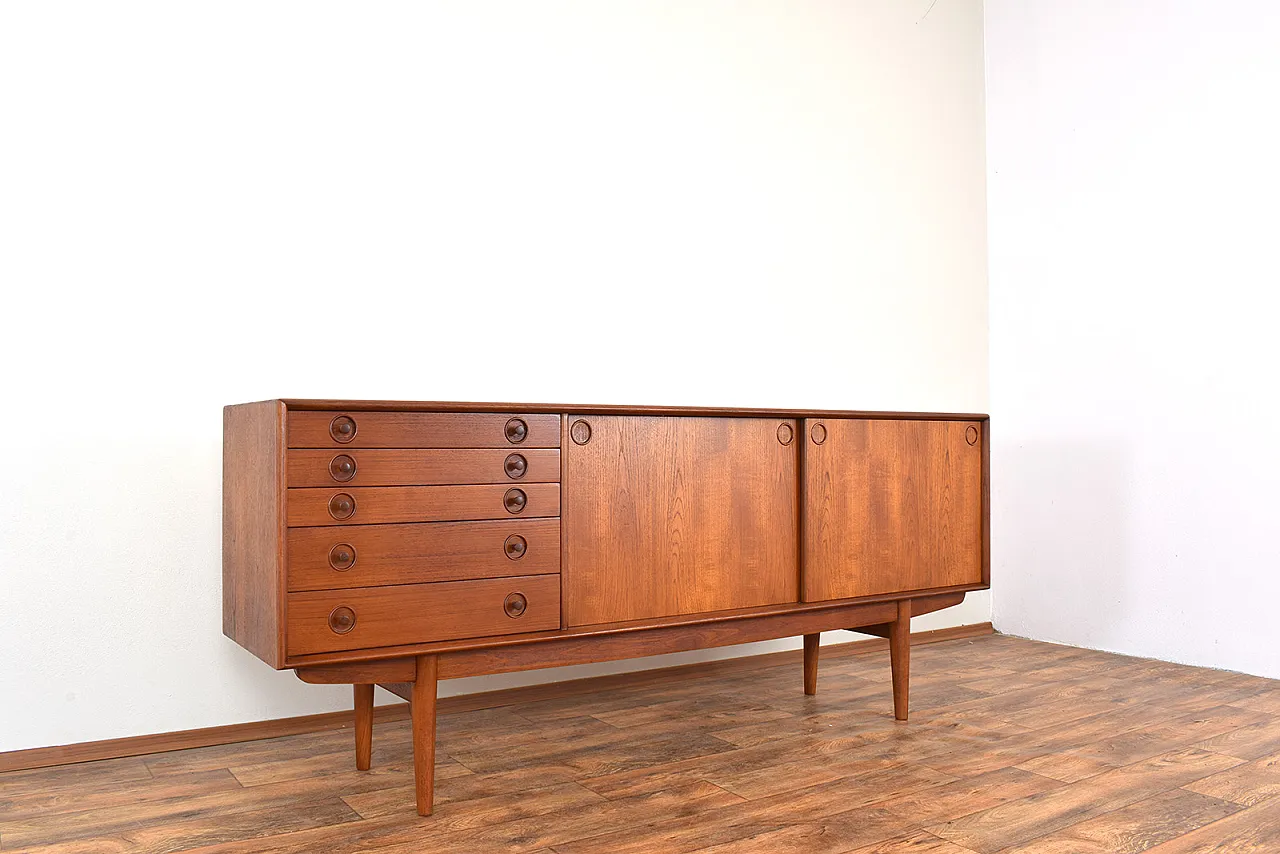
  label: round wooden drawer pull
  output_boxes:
[505,418,528,444]
[328,606,356,634]
[328,543,356,570]
[328,493,356,520]
[504,488,527,514]
[504,534,527,559]
[504,453,528,479]
[330,416,357,443]
[329,454,357,482]
[503,592,528,618]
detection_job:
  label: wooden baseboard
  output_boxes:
[0,622,993,774]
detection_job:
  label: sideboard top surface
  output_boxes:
[275,399,989,421]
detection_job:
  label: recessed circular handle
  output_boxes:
[328,606,356,634]
[811,423,827,445]
[328,493,356,520]
[503,592,528,618]
[330,416,357,443]
[504,488,527,514]
[504,453,528,479]
[329,454,357,482]
[504,534,527,559]
[966,425,979,446]
[777,423,794,446]
[505,418,528,444]
[328,543,356,570]
[571,420,592,445]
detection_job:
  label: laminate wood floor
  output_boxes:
[4,634,1280,853]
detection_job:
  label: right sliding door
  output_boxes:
[802,418,985,601]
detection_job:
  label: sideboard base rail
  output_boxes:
[299,592,949,816]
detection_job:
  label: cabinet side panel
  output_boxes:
[223,400,286,667]
[981,416,991,587]
[563,415,798,626]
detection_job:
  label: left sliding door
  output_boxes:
[562,415,799,626]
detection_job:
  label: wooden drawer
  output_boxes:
[286,484,560,527]
[286,448,561,487]
[286,519,561,591]
[288,412,560,449]
[286,575,561,655]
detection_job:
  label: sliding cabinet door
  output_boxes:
[803,419,984,601]
[563,416,798,626]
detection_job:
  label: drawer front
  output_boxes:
[288,412,561,449]
[287,519,561,591]
[287,484,560,527]
[287,449,561,487]
[286,575,561,655]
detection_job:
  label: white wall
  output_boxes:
[0,1,988,752]
[987,1,1280,677]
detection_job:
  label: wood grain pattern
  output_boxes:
[804,419,984,601]
[220,399,999,817]
[0,623,992,775]
[353,685,373,771]
[891,598,911,721]
[287,411,561,448]
[225,401,992,683]
[285,483,561,527]
[412,655,438,817]
[295,659,417,685]
[282,398,989,421]
[283,588,979,668]
[285,576,562,656]
[286,448,561,487]
[563,415,798,626]
[286,519,561,591]
[437,599,899,679]
[927,748,1246,852]
[991,787,1241,853]
[397,623,991,713]
[980,417,991,586]
[847,595,969,643]
[0,703,412,774]
[560,414,569,631]
[803,634,819,696]
[1143,793,1280,852]
[1183,749,1280,806]
[908,591,967,618]
[5,635,1275,852]
[222,400,286,668]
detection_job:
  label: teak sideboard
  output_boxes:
[223,399,990,815]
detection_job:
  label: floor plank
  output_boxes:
[1182,748,1280,806]
[925,749,1243,853]
[1142,794,1280,853]
[993,787,1241,853]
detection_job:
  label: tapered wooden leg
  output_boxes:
[889,599,911,721]
[353,683,374,771]
[412,654,438,816]
[802,633,820,696]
